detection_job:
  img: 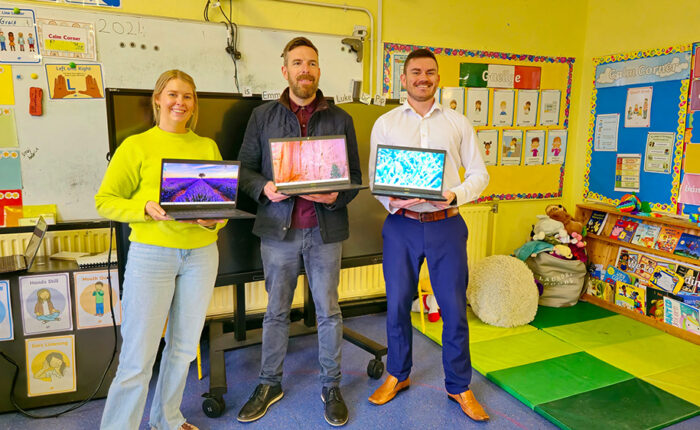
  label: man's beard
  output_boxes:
[289,74,318,99]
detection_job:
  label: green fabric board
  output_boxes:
[529,301,616,329]
[543,315,663,350]
[534,378,700,430]
[487,352,633,409]
[586,334,700,378]
[643,363,700,407]
[469,330,581,375]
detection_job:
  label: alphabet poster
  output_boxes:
[524,130,545,166]
[466,88,488,126]
[477,129,498,166]
[501,129,523,166]
[25,335,76,397]
[19,273,72,335]
[0,280,13,341]
[74,269,121,329]
[492,89,514,126]
[516,90,539,126]
[547,130,568,164]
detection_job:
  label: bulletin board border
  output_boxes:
[583,44,692,212]
[382,42,575,202]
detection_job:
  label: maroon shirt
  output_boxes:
[289,97,319,229]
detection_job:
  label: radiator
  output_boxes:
[0,228,114,257]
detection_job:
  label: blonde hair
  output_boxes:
[151,69,198,130]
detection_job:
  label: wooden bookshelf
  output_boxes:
[577,203,700,344]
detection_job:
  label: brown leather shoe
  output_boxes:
[447,390,489,421]
[368,375,410,405]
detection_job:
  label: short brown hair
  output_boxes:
[403,48,438,74]
[281,37,318,64]
[151,69,198,130]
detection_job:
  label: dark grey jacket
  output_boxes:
[238,88,362,243]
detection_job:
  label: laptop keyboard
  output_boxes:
[166,209,247,219]
[0,254,25,272]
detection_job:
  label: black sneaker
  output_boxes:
[237,383,284,423]
[321,386,348,426]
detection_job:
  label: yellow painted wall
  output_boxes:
[20,0,594,255]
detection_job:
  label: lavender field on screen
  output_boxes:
[161,178,237,203]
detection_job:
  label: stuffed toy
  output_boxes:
[545,204,583,236]
[411,294,441,322]
[513,240,554,261]
[551,244,573,259]
[531,215,567,241]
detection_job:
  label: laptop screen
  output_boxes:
[24,216,48,264]
[374,146,446,192]
[270,135,350,187]
[160,160,239,206]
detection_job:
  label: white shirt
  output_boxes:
[369,99,489,213]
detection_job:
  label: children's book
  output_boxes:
[674,233,700,259]
[634,255,658,280]
[630,223,661,248]
[609,218,629,240]
[650,265,684,294]
[588,278,615,303]
[675,265,700,294]
[615,281,646,314]
[615,248,641,273]
[646,287,681,322]
[654,226,683,253]
[585,211,608,235]
[588,263,604,280]
[604,265,631,285]
[617,217,639,243]
[664,297,700,335]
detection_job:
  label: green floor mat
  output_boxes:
[529,301,617,329]
[469,330,581,375]
[534,378,700,430]
[410,312,442,345]
[643,363,700,407]
[487,352,633,409]
[587,334,700,378]
[543,315,662,350]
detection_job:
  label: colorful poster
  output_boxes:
[614,153,641,192]
[74,269,121,329]
[690,79,700,112]
[0,8,41,63]
[25,335,77,397]
[0,107,17,147]
[45,63,104,99]
[0,189,22,227]
[644,132,674,174]
[476,129,498,166]
[390,53,406,99]
[624,86,653,128]
[500,129,522,166]
[524,130,545,166]
[679,173,700,205]
[19,273,73,335]
[64,0,121,8]
[516,90,538,126]
[0,64,14,104]
[37,18,96,60]
[593,113,620,151]
[695,46,700,79]
[492,89,514,126]
[466,88,488,126]
[0,149,21,189]
[595,51,691,88]
[546,130,568,164]
[459,63,540,89]
[0,280,13,341]
[440,87,464,114]
[539,90,561,126]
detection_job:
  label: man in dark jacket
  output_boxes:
[236,37,361,427]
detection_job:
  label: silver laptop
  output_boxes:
[159,159,255,220]
[0,216,48,274]
[372,145,447,201]
[269,135,367,195]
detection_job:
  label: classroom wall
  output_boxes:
[569,0,700,213]
[21,0,590,255]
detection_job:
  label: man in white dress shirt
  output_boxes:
[367,48,490,421]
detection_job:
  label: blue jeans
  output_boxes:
[259,227,343,388]
[100,242,218,430]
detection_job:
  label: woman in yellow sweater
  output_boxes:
[96,70,225,430]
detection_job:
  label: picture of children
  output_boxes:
[0,31,6,51]
[546,130,568,164]
[477,129,498,165]
[524,130,545,165]
[33,352,67,382]
[475,100,481,112]
[506,138,517,157]
[499,100,507,115]
[523,101,531,114]
[34,288,61,323]
[17,32,25,52]
[551,136,562,156]
[8,32,15,51]
[483,141,491,156]
[449,99,457,110]
[466,88,488,126]
[530,137,540,157]
[93,281,105,316]
[493,89,515,126]
[27,33,35,52]
[624,86,652,127]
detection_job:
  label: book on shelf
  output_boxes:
[646,287,682,322]
[50,251,90,261]
[650,265,684,294]
[604,265,631,285]
[609,217,638,242]
[615,281,646,315]
[630,223,661,248]
[654,226,683,253]
[76,251,118,269]
[673,233,700,259]
[588,278,615,303]
[585,210,609,235]
[675,265,700,294]
[663,297,700,335]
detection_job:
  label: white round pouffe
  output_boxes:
[467,255,538,327]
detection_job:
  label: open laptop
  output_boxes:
[0,216,48,274]
[269,135,367,195]
[159,159,255,220]
[372,145,448,201]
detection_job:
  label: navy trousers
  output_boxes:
[382,212,471,395]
